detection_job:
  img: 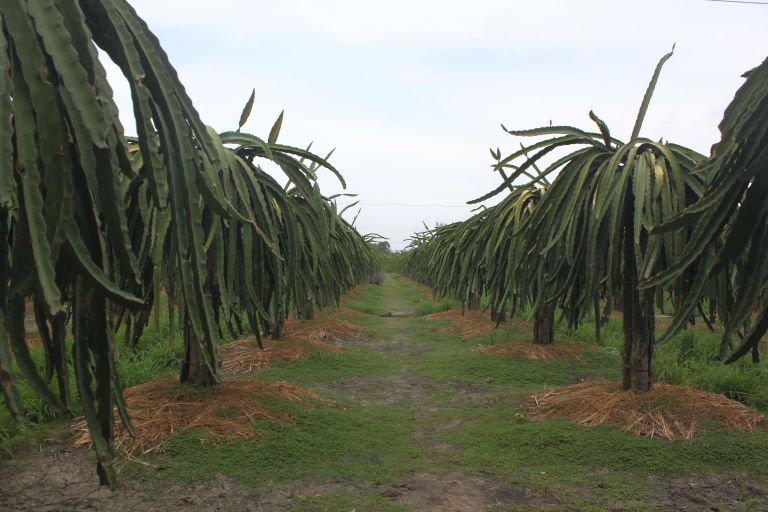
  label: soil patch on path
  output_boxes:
[650,472,768,512]
[0,445,259,512]
[379,471,545,512]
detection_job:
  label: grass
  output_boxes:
[159,398,426,489]
[433,402,768,510]
[654,331,768,412]
[285,490,407,512]
[259,347,402,386]
[116,334,185,388]
[420,345,620,388]
[343,283,388,316]
[444,405,768,478]
[413,296,459,316]
[0,413,71,459]
[413,320,620,389]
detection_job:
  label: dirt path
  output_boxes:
[319,278,548,512]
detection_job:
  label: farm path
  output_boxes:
[311,274,537,512]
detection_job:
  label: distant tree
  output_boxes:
[375,241,392,253]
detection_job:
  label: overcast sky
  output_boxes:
[107,0,766,249]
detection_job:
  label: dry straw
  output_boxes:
[425,308,497,337]
[478,341,595,360]
[527,380,768,440]
[284,311,370,344]
[73,378,331,458]
[220,336,338,374]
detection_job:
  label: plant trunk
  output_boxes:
[180,316,217,387]
[467,290,480,311]
[533,304,555,345]
[622,202,654,392]
[300,297,314,320]
[270,310,286,340]
[167,281,176,346]
[613,288,623,312]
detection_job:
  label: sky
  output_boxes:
[106,0,767,249]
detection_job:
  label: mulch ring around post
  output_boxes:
[284,312,371,344]
[477,340,597,361]
[425,308,498,337]
[220,336,339,374]
[526,380,768,440]
[72,378,334,463]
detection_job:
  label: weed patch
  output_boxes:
[419,339,620,389]
[259,347,402,386]
[285,490,407,512]
[441,404,768,508]
[159,400,424,488]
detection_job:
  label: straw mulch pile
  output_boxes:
[220,336,339,374]
[478,341,595,361]
[284,315,370,344]
[425,308,497,337]
[526,380,768,440]
[73,378,331,458]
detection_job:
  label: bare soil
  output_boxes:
[379,471,541,511]
[650,472,768,512]
[0,444,259,512]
